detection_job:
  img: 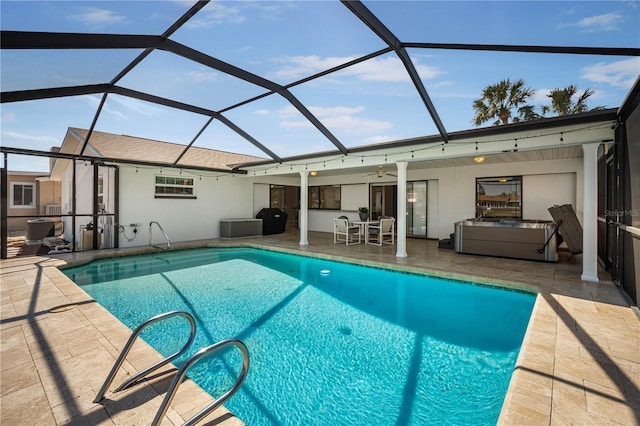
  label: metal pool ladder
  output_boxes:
[149,221,171,249]
[93,311,250,426]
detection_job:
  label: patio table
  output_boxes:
[352,220,379,245]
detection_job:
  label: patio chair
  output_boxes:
[368,217,395,246]
[334,216,361,245]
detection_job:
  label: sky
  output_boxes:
[1,0,639,172]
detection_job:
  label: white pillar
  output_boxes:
[396,161,408,258]
[581,143,600,282]
[299,171,309,246]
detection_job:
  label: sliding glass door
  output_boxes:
[407,181,428,237]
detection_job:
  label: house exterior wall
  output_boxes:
[5,172,60,234]
[118,167,255,247]
[38,179,62,214]
[57,157,583,247]
[254,158,582,239]
[415,157,582,239]
[60,161,94,245]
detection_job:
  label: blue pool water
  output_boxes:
[64,247,535,425]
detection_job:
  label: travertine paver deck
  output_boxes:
[1,231,639,425]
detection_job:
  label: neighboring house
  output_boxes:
[4,170,61,236]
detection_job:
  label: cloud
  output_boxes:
[531,89,551,104]
[559,12,624,32]
[270,55,442,83]
[186,3,245,27]
[185,70,219,82]
[362,135,395,144]
[276,105,393,134]
[581,58,640,88]
[79,94,163,120]
[271,55,358,81]
[67,7,126,25]
[0,111,17,124]
[1,130,59,145]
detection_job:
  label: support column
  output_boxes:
[1,153,7,259]
[582,143,600,282]
[299,171,309,246]
[396,161,408,258]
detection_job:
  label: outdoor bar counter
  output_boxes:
[454,218,558,262]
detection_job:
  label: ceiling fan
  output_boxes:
[365,166,397,178]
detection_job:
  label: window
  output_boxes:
[155,176,196,198]
[10,182,35,208]
[476,176,522,219]
[97,175,104,208]
[309,185,341,210]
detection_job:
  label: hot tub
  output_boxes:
[26,218,55,245]
[454,218,558,262]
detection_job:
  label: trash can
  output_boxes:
[26,218,55,242]
[256,208,288,235]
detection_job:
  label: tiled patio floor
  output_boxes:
[1,231,639,425]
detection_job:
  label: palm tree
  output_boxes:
[472,79,537,126]
[542,85,605,116]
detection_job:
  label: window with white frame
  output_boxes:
[10,182,35,208]
[155,176,196,198]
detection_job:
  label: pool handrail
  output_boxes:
[149,221,171,250]
[152,339,250,426]
[93,310,196,403]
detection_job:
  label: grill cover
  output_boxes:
[256,208,288,235]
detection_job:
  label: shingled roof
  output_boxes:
[57,128,267,173]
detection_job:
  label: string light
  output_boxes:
[119,122,612,179]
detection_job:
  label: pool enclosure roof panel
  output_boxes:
[1,0,639,173]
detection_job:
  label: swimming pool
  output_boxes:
[64,247,535,425]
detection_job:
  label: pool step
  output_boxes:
[93,311,249,426]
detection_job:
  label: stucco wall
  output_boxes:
[248,158,581,239]
[117,167,256,247]
[410,157,582,239]
[58,157,583,247]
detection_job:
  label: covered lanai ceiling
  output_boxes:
[1,0,639,173]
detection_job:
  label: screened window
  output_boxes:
[11,182,35,208]
[476,176,522,219]
[97,175,104,208]
[155,176,195,198]
[309,185,341,210]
